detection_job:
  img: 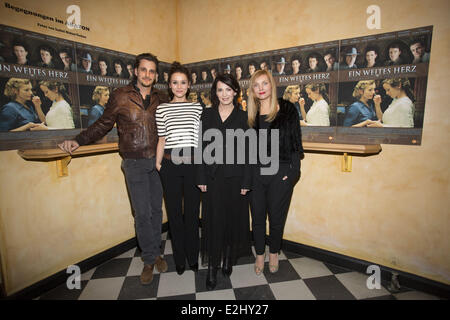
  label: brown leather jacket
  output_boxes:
[76,84,167,159]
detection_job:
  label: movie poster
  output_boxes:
[0,24,134,132]
[336,27,431,130]
[182,26,432,145]
[185,59,222,108]
[0,24,432,146]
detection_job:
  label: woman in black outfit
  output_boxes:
[197,73,252,290]
[156,62,203,275]
[247,69,304,275]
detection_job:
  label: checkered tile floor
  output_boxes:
[37,231,441,300]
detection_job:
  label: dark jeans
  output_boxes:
[121,158,163,265]
[250,163,294,255]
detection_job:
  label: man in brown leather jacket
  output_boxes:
[59,53,168,285]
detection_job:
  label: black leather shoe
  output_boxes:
[222,247,233,276]
[176,264,185,275]
[206,265,217,291]
[189,263,199,273]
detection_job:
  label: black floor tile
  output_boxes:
[91,258,132,279]
[117,275,160,300]
[158,293,196,300]
[283,250,303,259]
[39,280,89,300]
[195,268,233,293]
[235,254,256,266]
[304,275,356,300]
[263,260,301,284]
[234,285,276,300]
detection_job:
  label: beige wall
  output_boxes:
[178,0,450,285]
[1,0,178,60]
[0,0,177,295]
[0,0,449,296]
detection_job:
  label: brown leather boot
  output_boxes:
[140,264,154,285]
[154,256,168,273]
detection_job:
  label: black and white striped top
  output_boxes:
[156,102,203,149]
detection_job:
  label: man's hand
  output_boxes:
[58,140,80,155]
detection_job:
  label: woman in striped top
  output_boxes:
[156,62,203,275]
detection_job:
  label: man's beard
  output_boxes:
[139,79,152,87]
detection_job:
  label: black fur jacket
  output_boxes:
[255,98,304,183]
[255,98,304,160]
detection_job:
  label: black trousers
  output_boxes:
[159,158,201,266]
[250,163,294,255]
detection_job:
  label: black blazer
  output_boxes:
[196,106,252,189]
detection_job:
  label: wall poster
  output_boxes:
[0,24,134,135]
[185,26,432,146]
[0,24,432,149]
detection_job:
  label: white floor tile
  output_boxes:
[336,272,390,299]
[126,257,145,276]
[289,257,334,279]
[196,289,236,300]
[270,280,316,300]
[157,270,196,297]
[164,240,173,255]
[78,277,125,300]
[229,264,268,288]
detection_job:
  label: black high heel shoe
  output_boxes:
[176,264,185,275]
[189,262,199,273]
[222,246,232,277]
[206,264,217,291]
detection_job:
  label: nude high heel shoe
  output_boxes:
[254,254,265,276]
[269,253,279,273]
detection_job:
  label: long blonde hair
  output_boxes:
[247,70,278,128]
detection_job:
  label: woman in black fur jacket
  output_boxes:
[247,70,304,275]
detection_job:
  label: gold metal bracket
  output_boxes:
[56,156,72,177]
[341,153,352,172]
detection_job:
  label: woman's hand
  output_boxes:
[240,189,249,195]
[30,122,48,130]
[373,94,382,105]
[300,120,307,126]
[352,119,371,127]
[367,120,383,127]
[299,97,305,108]
[32,96,42,108]
[10,122,36,132]
[198,185,207,192]
[156,162,162,171]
